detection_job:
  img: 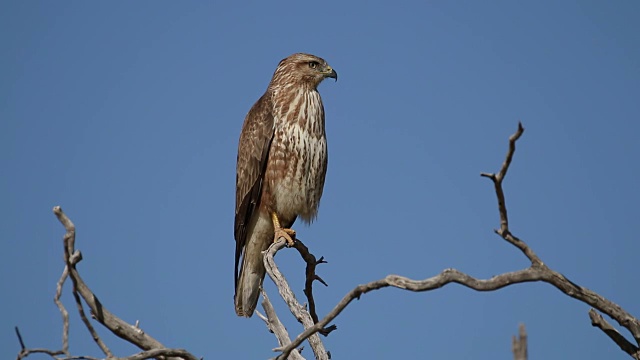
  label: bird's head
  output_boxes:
[271,53,337,90]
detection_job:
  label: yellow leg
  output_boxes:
[271,212,296,246]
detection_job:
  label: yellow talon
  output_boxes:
[271,212,296,246]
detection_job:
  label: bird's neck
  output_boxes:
[272,87,324,136]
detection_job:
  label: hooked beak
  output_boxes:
[324,66,338,81]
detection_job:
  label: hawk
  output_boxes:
[234,53,337,317]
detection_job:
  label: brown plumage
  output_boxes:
[234,53,337,317]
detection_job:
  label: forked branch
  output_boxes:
[15,207,199,360]
[257,289,305,360]
[264,238,329,360]
[274,122,640,360]
[17,122,640,360]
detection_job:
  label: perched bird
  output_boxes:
[234,53,337,317]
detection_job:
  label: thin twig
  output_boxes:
[14,327,66,360]
[71,285,112,357]
[54,268,71,354]
[292,239,336,336]
[480,123,542,266]
[16,348,66,360]
[15,327,26,350]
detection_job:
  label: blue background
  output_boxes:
[2,1,639,359]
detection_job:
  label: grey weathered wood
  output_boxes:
[264,238,329,360]
[512,324,527,360]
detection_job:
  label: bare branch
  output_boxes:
[115,348,200,360]
[16,348,66,360]
[512,323,527,360]
[260,289,305,360]
[17,207,199,360]
[264,238,329,360]
[14,327,26,351]
[52,206,195,359]
[70,281,112,357]
[478,124,640,348]
[275,123,640,359]
[480,123,541,264]
[589,309,640,359]
[292,239,335,336]
[15,327,66,360]
[19,122,640,360]
[277,267,544,358]
[54,268,71,354]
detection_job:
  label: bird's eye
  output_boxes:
[309,61,319,69]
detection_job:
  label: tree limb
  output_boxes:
[258,289,305,360]
[590,309,640,359]
[291,239,336,336]
[275,122,640,360]
[15,207,199,360]
[18,122,640,359]
[264,238,329,360]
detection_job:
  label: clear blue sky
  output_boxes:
[2,1,639,359]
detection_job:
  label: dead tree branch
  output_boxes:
[274,122,640,360]
[264,238,329,360]
[258,289,305,360]
[512,323,527,360]
[590,309,640,358]
[15,206,199,360]
[18,122,640,359]
[291,239,336,336]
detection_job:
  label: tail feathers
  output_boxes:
[234,252,266,317]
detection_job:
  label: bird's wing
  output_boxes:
[234,92,275,291]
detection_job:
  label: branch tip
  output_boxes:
[15,326,26,350]
[589,309,640,358]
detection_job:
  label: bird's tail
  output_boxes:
[234,247,266,317]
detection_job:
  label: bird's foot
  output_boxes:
[274,227,296,246]
[271,212,296,246]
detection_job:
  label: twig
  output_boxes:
[16,348,66,360]
[15,327,26,351]
[15,327,66,360]
[264,238,329,360]
[480,123,542,266]
[54,268,71,354]
[292,239,336,336]
[70,283,112,357]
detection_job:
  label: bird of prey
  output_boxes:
[234,53,337,317]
